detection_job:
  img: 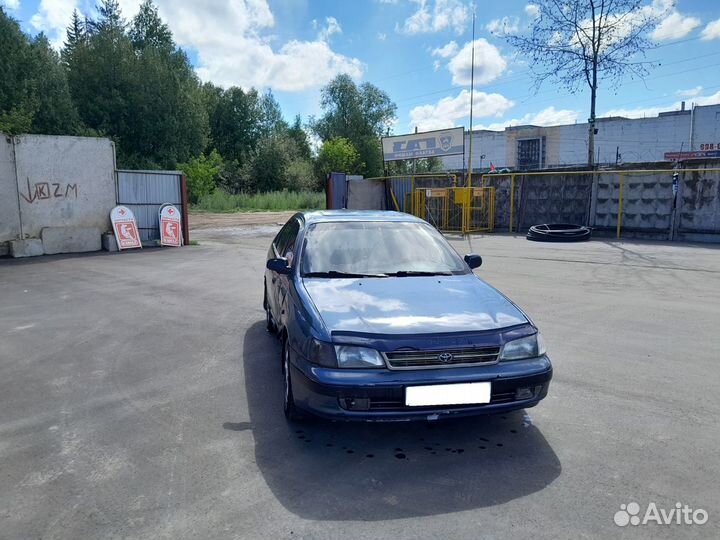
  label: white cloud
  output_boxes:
[377,32,388,41]
[603,91,720,118]
[431,40,459,58]
[400,0,469,35]
[112,1,363,92]
[485,16,519,36]
[701,18,720,40]
[474,107,579,131]
[651,11,700,41]
[409,89,515,131]
[677,86,703,98]
[29,1,362,91]
[30,0,78,47]
[314,16,342,42]
[561,0,693,50]
[693,91,720,107]
[524,4,539,18]
[446,39,507,86]
[2,0,20,10]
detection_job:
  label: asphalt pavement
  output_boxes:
[1,227,719,539]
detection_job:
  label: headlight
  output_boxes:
[499,333,546,361]
[334,345,385,368]
[307,338,337,367]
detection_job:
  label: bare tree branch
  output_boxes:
[504,0,664,165]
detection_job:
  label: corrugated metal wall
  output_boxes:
[116,170,183,242]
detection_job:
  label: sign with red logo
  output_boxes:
[110,205,142,250]
[159,204,182,247]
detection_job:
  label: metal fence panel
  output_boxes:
[116,170,183,242]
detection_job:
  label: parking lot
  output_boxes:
[1,223,719,539]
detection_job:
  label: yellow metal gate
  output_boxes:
[406,186,495,234]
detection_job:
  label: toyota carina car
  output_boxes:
[264,210,552,421]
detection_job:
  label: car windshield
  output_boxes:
[300,221,468,277]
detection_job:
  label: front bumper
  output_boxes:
[289,355,552,421]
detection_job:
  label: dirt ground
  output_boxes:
[189,211,296,230]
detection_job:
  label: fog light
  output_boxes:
[515,387,534,400]
[342,397,370,411]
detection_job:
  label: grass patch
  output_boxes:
[193,190,325,213]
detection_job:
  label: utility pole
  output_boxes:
[466,7,475,188]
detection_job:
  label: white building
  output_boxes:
[441,103,720,171]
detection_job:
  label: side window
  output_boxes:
[274,219,300,264]
[273,222,292,255]
[281,220,300,266]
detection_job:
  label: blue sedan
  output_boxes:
[264,210,552,422]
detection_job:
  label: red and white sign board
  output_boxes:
[110,205,142,250]
[159,204,182,247]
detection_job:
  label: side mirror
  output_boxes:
[464,254,482,269]
[267,257,291,275]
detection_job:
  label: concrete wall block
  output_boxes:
[41,226,102,254]
[102,232,118,252]
[0,136,22,243]
[10,238,44,258]
[13,135,116,239]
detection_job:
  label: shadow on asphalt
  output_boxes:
[238,321,561,521]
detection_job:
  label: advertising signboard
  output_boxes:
[110,205,141,250]
[382,127,464,162]
[159,204,182,247]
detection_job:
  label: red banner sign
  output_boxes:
[159,204,182,247]
[110,206,142,250]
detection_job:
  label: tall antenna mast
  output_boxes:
[466,6,476,187]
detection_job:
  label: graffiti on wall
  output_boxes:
[19,178,79,204]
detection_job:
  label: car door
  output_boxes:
[267,222,291,318]
[269,218,300,329]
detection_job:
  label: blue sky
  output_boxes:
[4,0,720,135]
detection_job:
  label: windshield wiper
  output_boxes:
[388,270,453,277]
[303,270,388,278]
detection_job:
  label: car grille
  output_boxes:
[385,346,500,369]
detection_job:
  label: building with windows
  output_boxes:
[441,103,720,172]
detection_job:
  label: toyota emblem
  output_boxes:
[438,352,454,363]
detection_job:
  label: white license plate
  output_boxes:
[405,382,491,407]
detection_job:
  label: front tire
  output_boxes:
[282,337,305,422]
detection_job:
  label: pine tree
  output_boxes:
[129,0,172,50]
[62,10,85,67]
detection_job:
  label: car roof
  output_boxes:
[299,210,425,225]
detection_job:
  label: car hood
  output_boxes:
[301,274,528,335]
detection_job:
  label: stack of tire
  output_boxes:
[526,223,591,242]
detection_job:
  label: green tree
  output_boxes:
[311,74,396,177]
[260,90,287,135]
[285,158,316,191]
[27,34,81,134]
[66,0,134,138]
[179,149,222,203]
[64,0,207,168]
[0,10,79,134]
[287,114,312,160]
[123,1,207,167]
[62,10,86,67]
[315,137,362,179]
[129,0,172,50]
[208,86,264,164]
